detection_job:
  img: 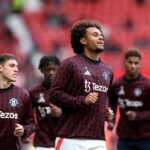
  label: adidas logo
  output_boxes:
[84,70,91,76]
[118,86,125,95]
[38,93,46,103]
[38,97,45,103]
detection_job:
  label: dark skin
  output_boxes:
[107,56,141,130]
[41,62,62,117]
[80,27,104,105]
[80,27,114,121]
[21,63,61,143]
[124,56,141,121]
[42,63,59,87]
[80,27,104,62]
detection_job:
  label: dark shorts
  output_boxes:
[118,138,150,150]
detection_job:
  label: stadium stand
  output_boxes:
[1,0,150,83]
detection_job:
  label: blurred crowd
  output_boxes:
[1,1,150,150]
[1,0,150,88]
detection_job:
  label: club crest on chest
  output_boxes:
[9,98,18,107]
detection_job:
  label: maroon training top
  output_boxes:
[29,82,58,147]
[49,54,113,140]
[0,84,35,150]
[109,74,150,140]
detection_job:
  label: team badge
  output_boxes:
[118,86,125,95]
[134,88,142,97]
[103,72,110,80]
[9,98,18,107]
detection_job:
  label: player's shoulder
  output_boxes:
[13,84,29,96]
[62,55,80,63]
[140,74,150,83]
[29,83,42,93]
[101,60,114,74]
[101,60,111,68]
[59,55,80,69]
[112,76,124,86]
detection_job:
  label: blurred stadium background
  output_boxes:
[1,0,150,149]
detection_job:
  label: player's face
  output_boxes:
[0,59,19,82]
[83,27,104,53]
[124,56,141,77]
[42,63,58,83]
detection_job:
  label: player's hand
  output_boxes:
[105,107,114,122]
[84,92,98,105]
[126,111,137,121]
[49,103,62,118]
[14,123,24,137]
[107,122,114,131]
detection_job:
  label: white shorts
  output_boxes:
[55,137,107,150]
[21,142,34,150]
[35,147,55,150]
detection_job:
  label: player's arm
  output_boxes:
[14,123,24,137]
[107,86,118,130]
[49,60,88,109]
[21,91,35,138]
[28,91,38,125]
[126,110,150,121]
[127,87,150,121]
[133,87,150,121]
[105,107,114,122]
[136,110,150,120]
[49,103,62,117]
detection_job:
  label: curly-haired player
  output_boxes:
[50,19,114,150]
[29,55,61,150]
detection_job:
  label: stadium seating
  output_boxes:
[22,0,150,76]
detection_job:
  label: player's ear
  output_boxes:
[0,64,3,72]
[80,37,87,45]
[40,68,44,73]
[138,59,141,67]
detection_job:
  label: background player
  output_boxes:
[49,19,114,150]
[29,55,62,150]
[108,48,150,150]
[0,53,35,150]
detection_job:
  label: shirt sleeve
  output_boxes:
[136,111,150,121]
[135,83,150,121]
[29,89,36,108]
[49,59,86,109]
[108,84,118,123]
[21,91,35,138]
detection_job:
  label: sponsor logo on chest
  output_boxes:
[118,97,143,108]
[84,79,108,93]
[0,111,18,119]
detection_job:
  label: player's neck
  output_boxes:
[43,79,51,88]
[0,77,12,89]
[125,73,140,81]
[83,49,99,61]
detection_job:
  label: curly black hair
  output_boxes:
[125,47,142,60]
[38,55,60,71]
[70,19,103,54]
